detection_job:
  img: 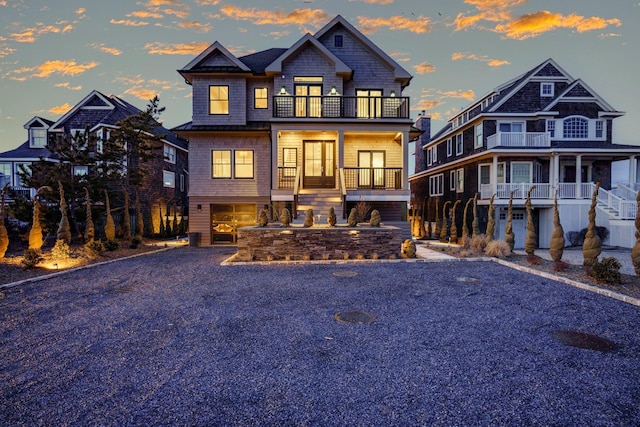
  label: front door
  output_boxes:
[304,141,335,188]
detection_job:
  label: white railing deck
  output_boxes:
[480,182,638,219]
[486,132,551,149]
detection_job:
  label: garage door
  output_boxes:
[211,204,257,244]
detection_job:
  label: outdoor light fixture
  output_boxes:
[390,90,396,97]
[330,86,337,95]
[348,230,360,236]
[280,86,287,94]
[280,230,294,235]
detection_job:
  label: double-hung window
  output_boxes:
[455,134,463,155]
[30,129,47,148]
[209,85,229,115]
[475,124,483,148]
[163,170,175,188]
[446,138,452,157]
[211,149,254,179]
[541,82,554,97]
[164,144,176,163]
[254,88,268,109]
[429,174,443,196]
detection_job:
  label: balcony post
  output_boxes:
[272,130,279,189]
[628,155,636,185]
[402,130,409,190]
[576,154,582,199]
[492,155,498,196]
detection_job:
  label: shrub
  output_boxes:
[567,226,609,247]
[85,239,105,258]
[129,236,142,249]
[469,234,488,254]
[21,248,42,270]
[50,239,72,260]
[590,257,622,284]
[104,239,120,251]
[484,240,511,258]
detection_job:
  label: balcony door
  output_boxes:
[303,141,335,189]
[358,151,385,188]
[295,84,322,117]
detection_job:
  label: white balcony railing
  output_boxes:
[480,181,638,219]
[486,132,551,149]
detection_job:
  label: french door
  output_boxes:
[303,141,335,188]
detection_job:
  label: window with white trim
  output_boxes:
[432,143,438,163]
[73,166,88,176]
[30,129,47,148]
[479,164,491,188]
[475,124,483,148]
[546,120,555,138]
[450,170,456,191]
[0,162,12,187]
[446,138,452,157]
[456,168,464,192]
[429,173,443,196]
[455,134,463,155]
[163,170,175,188]
[164,144,176,163]
[541,82,554,97]
[563,116,589,139]
[511,162,532,184]
[595,120,604,138]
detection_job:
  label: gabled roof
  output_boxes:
[487,58,573,113]
[178,41,251,83]
[264,33,352,77]
[23,116,55,129]
[542,79,622,116]
[50,90,115,132]
[314,15,412,87]
[239,48,288,74]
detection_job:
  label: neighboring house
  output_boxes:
[0,116,56,200]
[173,15,419,245]
[409,58,640,249]
[0,90,189,235]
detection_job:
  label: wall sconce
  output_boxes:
[390,90,396,97]
[348,230,360,236]
[330,86,337,95]
[197,204,202,212]
[280,86,287,95]
[280,230,294,235]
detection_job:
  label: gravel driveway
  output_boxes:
[1,247,639,426]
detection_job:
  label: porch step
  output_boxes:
[296,191,343,219]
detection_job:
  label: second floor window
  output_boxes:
[455,134,463,155]
[357,89,382,119]
[209,85,229,115]
[429,174,443,196]
[447,138,452,157]
[254,88,268,109]
[211,149,254,179]
[212,150,231,178]
[475,124,483,148]
[546,120,555,137]
[541,82,554,97]
[163,170,175,188]
[234,150,254,179]
[164,144,176,163]
[30,129,47,147]
[563,116,588,139]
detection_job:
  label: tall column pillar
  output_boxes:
[492,155,498,196]
[576,154,582,199]
[628,155,636,186]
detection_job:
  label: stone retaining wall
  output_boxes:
[236,225,402,261]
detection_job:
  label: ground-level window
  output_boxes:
[211,203,257,244]
[0,162,12,187]
[163,170,175,188]
[429,173,443,196]
[456,168,464,192]
[449,170,456,191]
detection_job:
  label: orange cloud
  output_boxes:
[129,10,164,19]
[124,87,159,101]
[195,0,220,4]
[442,89,475,101]
[219,5,330,29]
[356,15,432,34]
[177,21,211,32]
[349,0,394,4]
[452,52,510,67]
[414,99,441,111]
[55,82,82,91]
[265,31,290,40]
[454,1,622,40]
[0,44,15,58]
[49,103,73,115]
[495,10,622,40]
[89,43,122,56]
[110,19,149,27]
[144,41,211,55]
[413,61,436,74]
[11,60,98,80]
[75,8,86,17]
[9,22,74,43]
[164,8,190,19]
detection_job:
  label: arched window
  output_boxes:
[563,116,589,139]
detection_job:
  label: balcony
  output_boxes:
[273,95,410,119]
[486,132,550,149]
[343,168,403,190]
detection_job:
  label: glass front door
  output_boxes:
[303,141,335,188]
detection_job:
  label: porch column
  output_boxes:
[492,155,498,196]
[337,130,344,169]
[272,130,279,189]
[402,130,409,189]
[576,154,582,199]
[628,155,636,185]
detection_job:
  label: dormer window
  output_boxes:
[541,82,554,97]
[30,129,47,148]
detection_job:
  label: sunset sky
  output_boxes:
[1,0,638,154]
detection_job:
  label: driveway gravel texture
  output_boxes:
[1,247,639,426]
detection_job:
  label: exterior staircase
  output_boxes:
[295,189,343,221]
